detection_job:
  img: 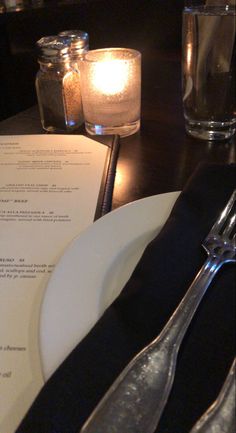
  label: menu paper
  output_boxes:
[0,135,115,433]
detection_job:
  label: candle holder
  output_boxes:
[80,48,141,137]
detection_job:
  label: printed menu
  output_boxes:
[0,134,118,433]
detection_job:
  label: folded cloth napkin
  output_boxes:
[15,163,235,433]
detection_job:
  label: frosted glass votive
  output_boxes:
[80,48,141,137]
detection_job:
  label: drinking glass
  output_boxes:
[80,48,141,137]
[182,0,236,140]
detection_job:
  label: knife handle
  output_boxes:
[189,358,236,433]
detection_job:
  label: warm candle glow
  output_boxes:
[80,48,141,136]
[92,59,129,95]
[186,42,192,71]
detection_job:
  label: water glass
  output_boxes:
[182,0,236,140]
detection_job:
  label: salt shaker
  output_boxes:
[58,29,89,71]
[35,36,84,132]
[58,30,89,128]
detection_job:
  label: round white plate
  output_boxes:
[39,191,180,380]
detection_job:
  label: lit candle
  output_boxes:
[80,48,141,137]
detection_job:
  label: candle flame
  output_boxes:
[93,60,128,95]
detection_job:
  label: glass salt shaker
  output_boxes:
[35,35,84,132]
[58,29,89,71]
[58,30,89,126]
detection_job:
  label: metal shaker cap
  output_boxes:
[36,35,70,62]
[58,30,89,54]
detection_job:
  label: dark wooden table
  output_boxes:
[0,47,235,210]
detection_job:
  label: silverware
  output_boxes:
[189,358,236,433]
[80,190,236,433]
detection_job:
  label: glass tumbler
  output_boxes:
[182,0,236,140]
[79,48,141,137]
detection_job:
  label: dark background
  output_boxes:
[0,0,184,121]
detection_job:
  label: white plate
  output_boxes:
[39,191,180,380]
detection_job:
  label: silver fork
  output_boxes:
[80,190,236,433]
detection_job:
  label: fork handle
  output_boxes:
[80,255,224,433]
[160,254,223,347]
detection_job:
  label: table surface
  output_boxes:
[0,48,235,210]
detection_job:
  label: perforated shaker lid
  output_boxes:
[58,30,89,54]
[36,35,70,62]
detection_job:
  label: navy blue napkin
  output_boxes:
[15,163,235,433]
